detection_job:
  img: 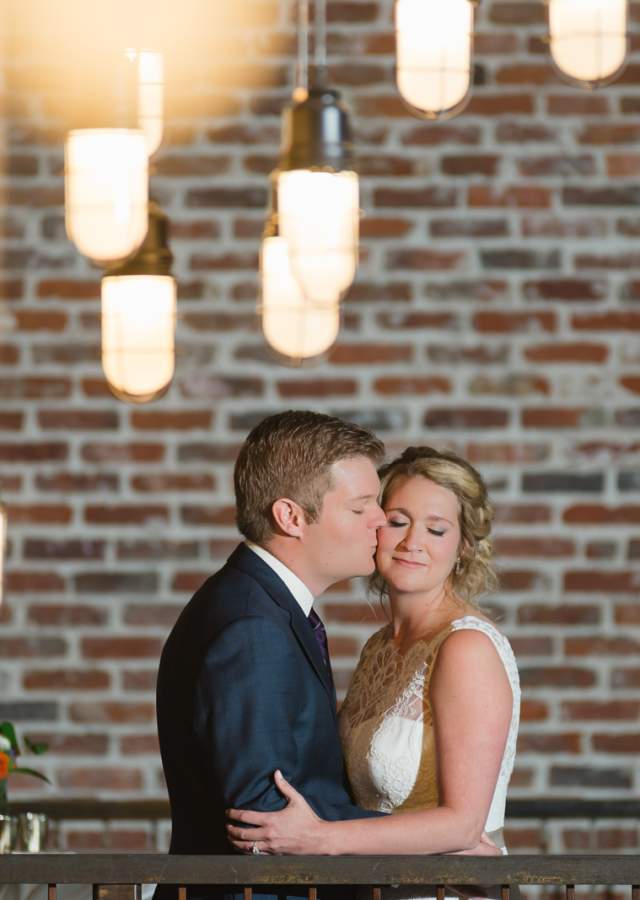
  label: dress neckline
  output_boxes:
[384,613,497,660]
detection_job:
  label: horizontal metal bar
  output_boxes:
[7,798,640,821]
[1,854,640,886]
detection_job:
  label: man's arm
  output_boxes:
[194,615,305,812]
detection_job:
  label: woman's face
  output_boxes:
[375,475,462,599]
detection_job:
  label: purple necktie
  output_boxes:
[308,608,329,667]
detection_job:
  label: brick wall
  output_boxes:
[1,0,639,852]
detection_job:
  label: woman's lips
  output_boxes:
[393,557,426,568]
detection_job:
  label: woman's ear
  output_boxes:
[271,497,306,538]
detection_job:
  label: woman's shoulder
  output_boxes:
[444,614,520,688]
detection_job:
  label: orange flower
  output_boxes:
[0,752,9,780]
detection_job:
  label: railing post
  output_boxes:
[93,886,141,900]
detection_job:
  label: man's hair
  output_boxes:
[234,410,385,544]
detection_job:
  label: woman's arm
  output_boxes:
[227,628,513,855]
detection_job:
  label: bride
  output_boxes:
[227,446,520,867]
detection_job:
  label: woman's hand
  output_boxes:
[226,769,329,855]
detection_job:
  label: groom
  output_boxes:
[155,410,388,900]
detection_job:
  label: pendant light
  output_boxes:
[395,0,478,120]
[101,201,176,403]
[65,128,149,264]
[276,0,359,307]
[548,0,628,88]
[260,176,341,364]
[128,48,164,157]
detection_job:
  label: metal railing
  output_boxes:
[1,853,640,899]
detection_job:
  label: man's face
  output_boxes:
[302,456,386,589]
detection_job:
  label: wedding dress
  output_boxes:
[339,615,521,900]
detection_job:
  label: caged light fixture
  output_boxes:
[260,0,358,363]
[101,201,176,403]
[547,0,629,88]
[394,0,479,120]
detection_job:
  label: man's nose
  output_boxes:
[371,504,386,528]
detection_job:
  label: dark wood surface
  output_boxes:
[0,854,640,886]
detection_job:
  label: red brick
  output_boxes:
[180,505,235,526]
[0,637,67,658]
[130,472,216,492]
[360,217,413,239]
[547,95,609,116]
[6,571,66,592]
[13,310,67,331]
[496,538,575,559]
[81,443,165,463]
[562,701,640,721]
[468,186,551,209]
[374,186,456,208]
[81,638,163,660]
[564,505,640,525]
[0,377,71,399]
[468,375,550,397]
[0,413,24,429]
[329,344,412,364]
[524,343,609,364]
[464,442,550,463]
[441,155,499,176]
[38,410,119,430]
[518,604,599,626]
[424,408,509,429]
[276,379,358,399]
[37,279,99,300]
[130,410,213,431]
[490,2,545,24]
[122,670,157,692]
[120,734,160,755]
[25,733,108,755]
[123,604,183,627]
[572,312,640,331]
[565,635,640,654]
[496,64,555,85]
[522,408,587,429]
[84,505,169,525]
[7,505,72,525]
[473,311,555,333]
[466,94,535,116]
[24,669,110,690]
[494,504,552,524]
[57,767,143,790]
[374,376,450,396]
[0,442,68,462]
[621,377,640,394]
[520,700,549,722]
[28,604,108,626]
[592,734,640,753]
[565,572,640,593]
[35,472,118,492]
[518,733,582,754]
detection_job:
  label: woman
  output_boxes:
[227,446,520,862]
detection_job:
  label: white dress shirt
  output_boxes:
[245,541,315,617]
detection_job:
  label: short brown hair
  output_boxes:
[371,446,498,605]
[234,410,385,543]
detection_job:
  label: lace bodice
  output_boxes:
[339,615,520,834]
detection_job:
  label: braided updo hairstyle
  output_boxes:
[371,446,498,606]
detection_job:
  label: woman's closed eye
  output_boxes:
[428,528,445,537]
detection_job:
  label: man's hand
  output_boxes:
[450,832,501,856]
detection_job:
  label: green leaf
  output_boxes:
[0,723,20,755]
[24,737,48,756]
[12,767,51,785]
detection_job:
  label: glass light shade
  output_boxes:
[277,169,359,306]
[65,129,149,264]
[101,274,176,403]
[0,502,5,607]
[138,51,164,156]
[395,0,475,119]
[261,235,340,362]
[548,0,628,87]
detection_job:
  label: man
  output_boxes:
[155,410,387,900]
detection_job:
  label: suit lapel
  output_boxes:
[227,544,335,703]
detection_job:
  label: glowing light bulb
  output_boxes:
[277,169,359,305]
[548,0,628,87]
[137,50,164,156]
[261,235,340,362]
[101,274,176,402]
[395,0,475,119]
[65,129,148,264]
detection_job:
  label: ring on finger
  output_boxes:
[252,841,261,855]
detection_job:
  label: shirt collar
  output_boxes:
[245,541,315,617]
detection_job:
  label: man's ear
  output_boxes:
[271,498,307,538]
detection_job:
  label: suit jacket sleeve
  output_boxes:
[194,614,306,812]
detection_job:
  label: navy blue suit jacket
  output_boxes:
[155,543,381,900]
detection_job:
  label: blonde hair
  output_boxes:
[371,446,498,605]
